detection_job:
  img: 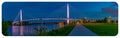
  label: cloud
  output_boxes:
[102,3,118,17]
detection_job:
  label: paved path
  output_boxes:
[68,25,97,36]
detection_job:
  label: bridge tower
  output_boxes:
[67,3,70,25]
[20,9,23,36]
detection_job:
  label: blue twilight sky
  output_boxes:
[2,2,118,21]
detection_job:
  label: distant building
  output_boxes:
[82,17,87,23]
[79,19,83,24]
[107,16,112,23]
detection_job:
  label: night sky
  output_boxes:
[2,2,118,21]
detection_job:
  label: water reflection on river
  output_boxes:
[7,24,59,36]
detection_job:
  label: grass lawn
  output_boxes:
[37,25,75,36]
[83,23,118,36]
[2,21,11,36]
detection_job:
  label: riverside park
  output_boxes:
[2,2,118,36]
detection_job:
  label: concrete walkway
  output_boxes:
[68,25,97,36]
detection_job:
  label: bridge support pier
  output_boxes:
[58,22,64,28]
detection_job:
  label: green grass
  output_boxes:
[83,23,118,36]
[2,21,11,36]
[37,25,75,36]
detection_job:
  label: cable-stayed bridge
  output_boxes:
[11,4,81,36]
[12,4,81,25]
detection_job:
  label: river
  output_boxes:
[7,24,59,36]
